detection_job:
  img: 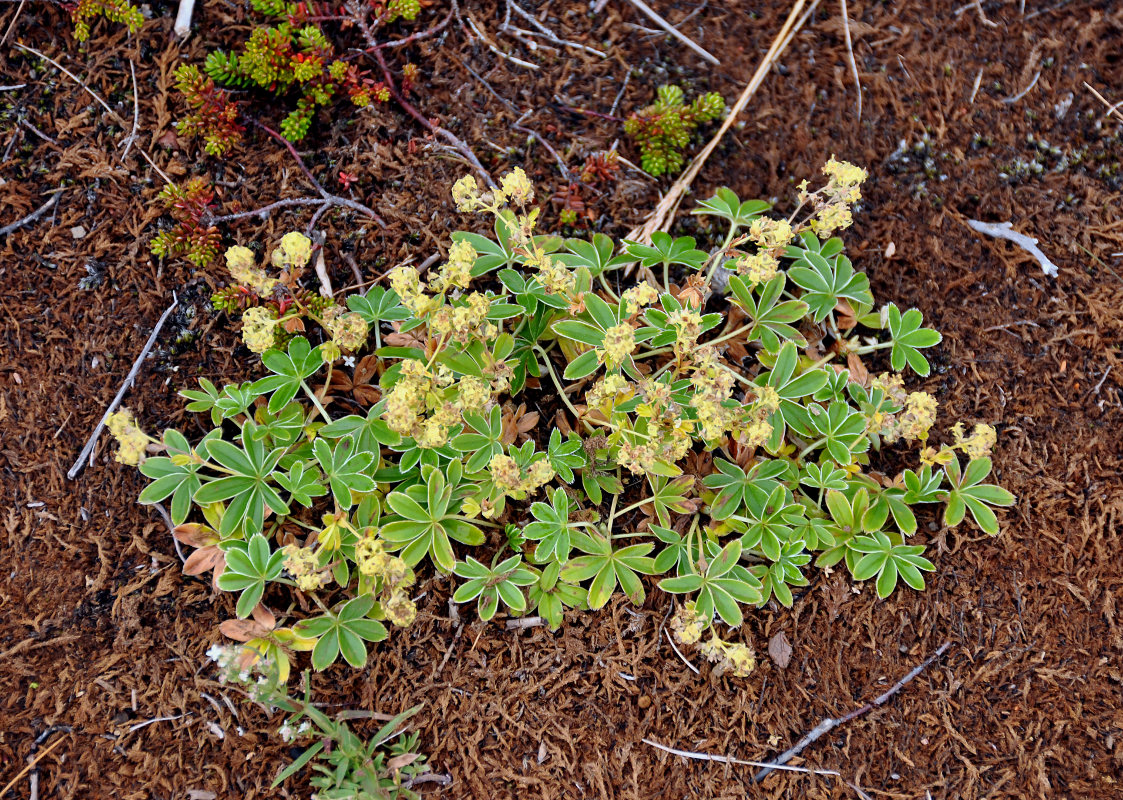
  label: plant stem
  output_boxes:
[798,436,826,459]
[302,380,332,424]
[534,346,593,433]
[853,341,893,355]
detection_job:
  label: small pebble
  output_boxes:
[70,225,87,239]
[638,696,652,709]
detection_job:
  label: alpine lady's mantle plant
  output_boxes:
[114,160,1012,682]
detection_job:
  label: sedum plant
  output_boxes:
[624,84,725,176]
[173,0,421,148]
[115,160,1012,684]
[65,0,144,42]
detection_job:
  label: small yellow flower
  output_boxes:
[748,217,795,250]
[621,282,659,315]
[456,376,491,409]
[434,239,477,292]
[271,231,313,270]
[241,306,279,354]
[725,643,756,677]
[107,408,148,466]
[384,589,417,627]
[670,602,707,645]
[489,454,522,493]
[452,174,482,212]
[355,537,390,578]
[225,245,278,294]
[324,309,369,352]
[601,323,637,367]
[951,422,997,460]
[734,251,779,285]
[822,156,868,188]
[899,391,938,441]
[499,167,534,206]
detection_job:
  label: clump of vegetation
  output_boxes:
[115,161,1012,692]
[624,84,725,176]
[173,0,422,149]
[148,179,222,268]
[66,0,143,42]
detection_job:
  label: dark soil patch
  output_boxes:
[2,1,1122,799]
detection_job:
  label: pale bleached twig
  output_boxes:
[503,0,606,58]
[659,605,699,675]
[173,0,194,37]
[126,712,192,733]
[67,295,179,480]
[623,0,720,66]
[965,219,1059,277]
[121,61,139,160]
[642,738,872,799]
[505,615,546,630]
[1084,81,1123,124]
[968,68,983,104]
[0,191,60,237]
[1002,69,1040,105]
[752,641,951,783]
[465,14,540,70]
[839,0,862,121]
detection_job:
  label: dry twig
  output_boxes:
[752,641,951,783]
[839,0,862,121]
[624,0,818,252]
[0,191,60,237]
[1084,81,1123,124]
[67,295,179,480]
[965,219,1059,277]
[622,0,720,66]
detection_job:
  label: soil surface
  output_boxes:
[2,1,1122,799]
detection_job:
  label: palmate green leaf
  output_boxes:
[138,429,212,525]
[561,533,656,610]
[275,461,327,508]
[850,530,934,598]
[217,533,286,618]
[451,405,504,474]
[943,455,1015,535]
[885,303,942,377]
[180,379,257,425]
[659,538,763,625]
[346,286,411,326]
[691,188,771,230]
[194,423,288,537]
[727,274,809,351]
[546,429,586,484]
[786,249,873,323]
[452,555,536,621]
[554,233,632,276]
[528,560,587,630]
[623,231,709,272]
[318,402,401,452]
[524,487,577,563]
[562,348,601,381]
[251,336,325,413]
[729,484,802,562]
[756,341,830,449]
[644,474,696,528]
[750,540,810,607]
[312,436,376,510]
[806,401,870,465]
[381,464,483,573]
[703,457,787,520]
[295,595,388,671]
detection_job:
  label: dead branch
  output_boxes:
[0,191,61,237]
[67,295,179,480]
[965,219,1059,277]
[751,641,951,783]
[624,0,818,254]
[622,0,720,66]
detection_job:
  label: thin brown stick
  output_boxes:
[0,735,66,797]
[0,191,60,237]
[752,641,951,783]
[67,295,179,480]
[624,0,816,255]
[368,46,497,189]
[1084,81,1123,123]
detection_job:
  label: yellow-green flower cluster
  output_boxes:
[699,634,757,678]
[951,422,997,460]
[586,374,634,413]
[271,231,313,270]
[499,167,534,206]
[666,308,704,349]
[241,306,279,354]
[688,347,738,442]
[734,251,780,286]
[621,282,660,316]
[225,245,278,294]
[601,323,637,368]
[670,602,708,645]
[388,266,436,317]
[322,306,369,352]
[535,253,576,296]
[732,385,780,450]
[428,292,498,345]
[383,358,504,448]
[898,391,938,441]
[282,544,323,593]
[488,454,555,499]
[452,175,482,212]
[822,156,868,202]
[748,217,795,251]
[107,409,148,466]
[355,535,417,627]
[431,239,477,294]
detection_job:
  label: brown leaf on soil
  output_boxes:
[328,354,382,406]
[845,353,870,387]
[387,752,422,771]
[768,630,793,669]
[501,402,539,445]
[219,618,273,642]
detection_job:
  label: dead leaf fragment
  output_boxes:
[768,630,792,669]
